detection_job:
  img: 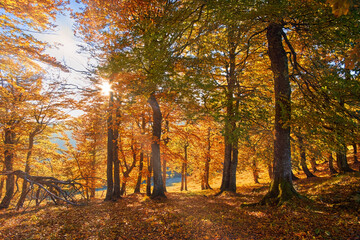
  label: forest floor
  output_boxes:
[0,163,360,239]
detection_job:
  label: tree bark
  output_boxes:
[0,128,16,209]
[135,115,146,193]
[181,144,188,191]
[297,135,316,178]
[112,108,121,199]
[120,142,137,196]
[181,163,185,191]
[327,152,337,174]
[0,178,3,199]
[261,23,299,205]
[16,132,37,210]
[90,137,97,199]
[146,155,152,196]
[252,158,260,184]
[162,120,169,192]
[220,25,238,193]
[147,93,166,198]
[353,143,358,163]
[105,92,115,201]
[310,157,317,172]
[202,127,212,190]
[336,145,354,173]
[134,147,144,193]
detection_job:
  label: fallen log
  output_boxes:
[0,170,85,209]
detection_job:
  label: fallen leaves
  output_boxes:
[0,173,359,239]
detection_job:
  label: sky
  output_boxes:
[36,1,94,116]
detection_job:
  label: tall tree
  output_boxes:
[76,0,205,199]
[260,22,299,204]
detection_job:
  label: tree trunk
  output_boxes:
[148,93,165,199]
[105,92,115,201]
[181,144,188,191]
[252,158,260,184]
[16,132,36,210]
[163,120,169,192]
[0,179,4,199]
[0,128,16,209]
[134,147,144,193]
[0,163,6,199]
[146,155,152,196]
[184,145,188,191]
[353,143,358,163]
[310,157,317,172]
[112,113,121,199]
[336,145,354,173]
[135,115,146,194]
[162,159,167,192]
[327,152,337,174]
[121,143,137,196]
[202,128,212,190]
[120,178,127,196]
[35,187,41,206]
[261,23,299,205]
[181,163,185,191]
[297,135,316,178]
[220,26,239,194]
[90,140,97,199]
[268,161,273,180]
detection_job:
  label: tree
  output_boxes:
[16,80,72,209]
[260,22,299,204]
[63,94,107,200]
[76,0,205,199]
[0,66,36,209]
[105,91,121,201]
[0,0,67,70]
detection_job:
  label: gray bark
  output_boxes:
[261,23,298,204]
[147,93,166,198]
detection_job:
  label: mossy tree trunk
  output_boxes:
[261,23,299,205]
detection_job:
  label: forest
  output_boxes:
[0,0,359,239]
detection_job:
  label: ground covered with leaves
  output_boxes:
[0,172,359,239]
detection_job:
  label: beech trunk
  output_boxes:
[353,143,358,163]
[327,152,337,174]
[261,23,298,204]
[297,135,316,178]
[147,93,166,198]
[134,148,144,193]
[16,132,36,210]
[146,155,152,196]
[0,128,16,209]
[202,127,212,190]
[336,145,354,173]
[220,26,238,193]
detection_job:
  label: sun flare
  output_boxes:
[100,81,112,96]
